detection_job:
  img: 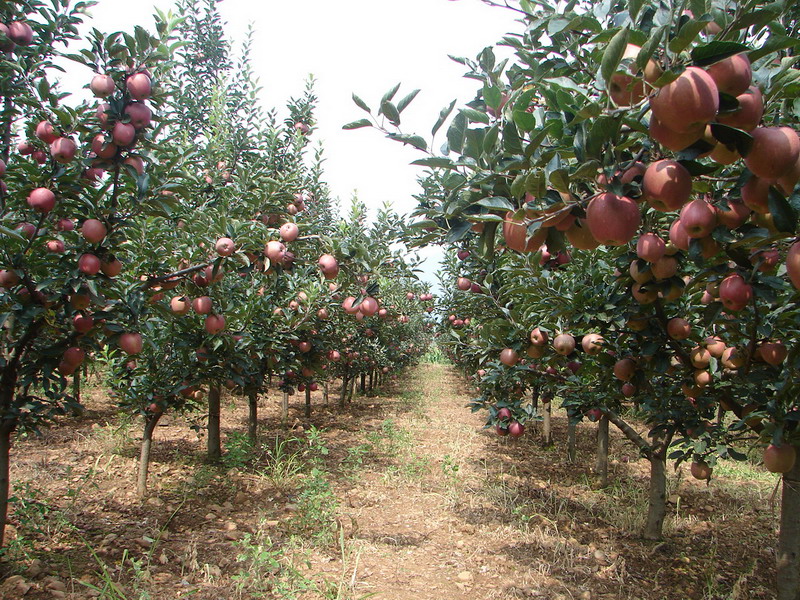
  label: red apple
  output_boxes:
[279,222,300,242]
[126,73,152,100]
[636,233,666,263]
[717,86,763,132]
[215,237,235,256]
[27,187,56,213]
[666,317,691,340]
[585,193,640,246]
[719,273,752,311]
[318,254,339,279]
[112,122,136,147]
[553,333,576,356]
[124,102,152,129]
[680,198,717,238]
[764,444,797,473]
[745,127,800,183]
[650,66,719,132]
[499,348,519,366]
[8,21,34,46]
[81,219,107,243]
[118,332,143,355]
[706,53,752,96]
[643,160,692,212]
[90,74,115,97]
[35,120,58,144]
[204,314,226,334]
[78,253,101,275]
[192,296,213,314]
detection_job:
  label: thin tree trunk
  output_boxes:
[247,391,258,445]
[360,372,366,393]
[281,391,289,423]
[0,418,15,548]
[73,368,81,403]
[567,420,577,463]
[207,385,221,462]
[778,449,800,600]
[349,376,356,402]
[530,390,539,432]
[542,400,552,445]
[323,382,329,405]
[137,412,162,497]
[339,376,348,408]
[369,370,374,392]
[643,430,670,540]
[305,386,311,418]
[597,415,609,487]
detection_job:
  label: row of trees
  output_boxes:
[352,0,800,598]
[0,0,431,551]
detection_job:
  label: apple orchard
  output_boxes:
[2,0,800,598]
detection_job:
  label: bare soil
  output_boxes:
[0,363,779,599]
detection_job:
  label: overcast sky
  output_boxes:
[77,0,520,287]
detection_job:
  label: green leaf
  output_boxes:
[669,15,712,54]
[677,160,719,176]
[397,89,420,113]
[461,108,490,124]
[380,100,401,125]
[447,111,467,154]
[573,159,602,181]
[637,25,667,71]
[475,197,514,211]
[749,36,800,63]
[386,133,427,152]
[484,84,502,109]
[512,89,537,131]
[709,123,753,156]
[432,100,457,139]
[768,189,798,234]
[483,125,499,154]
[352,93,371,113]
[503,120,523,155]
[691,41,750,67]
[381,83,401,105]
[601,26,630,85]
[342,119,372,130]
[445,220,473,243]
[469,213,505,223]
[410,157,456,169]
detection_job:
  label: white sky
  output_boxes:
[76,0,521,288]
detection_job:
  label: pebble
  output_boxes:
[457,571,473,582]
[224,521,238,531]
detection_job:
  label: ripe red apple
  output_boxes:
[613,358,636,381]
[717,198,751,228]
[78,253,101,275]
[360,296,379,317]
[666,317,691,340]
[27,187,56,213]
[690,460,713,481]
[215,237,235,256]
[81,219,107,243]
[63,347,86,366]
[48,137,76,163]
[496,425,509,437]
[0,23,16,52]
[126,73,152,100]
[631,282,658,304]
[170,296,191,315]
[497,407,512,421]
[690,346,711,368]
[318,254,339,279]
[650,66,719,133]
[721,347,745,369]
[112,122,136,147]
[719,273,752,311]
[503,211,547,252]
[764,444,797,474]
[298,341,312,353]
[204,314,226,334]
[706,53,752,96]
[342,296,361,314]
[553,333,576,356]
[90,74,115,97]
[192,296,212,314]
[8,21,34,46]
[264,240,285,263]
[35,120,58,144]
[636,233,666,263]
[118,332,143,355]
[643,160,692,212]
[530,327,548,346]
[786,242,800,289]
[668,218,690,251]
[745,127,800,183]
[759,341,788,366]
[279,222,300,242]
[581,333,604,355]
[508,421,525,437]
[680,198,717,238]
[621,383,636,397]
[649,115,704,151]
[101,256,122,277]
[457,277,471,291]
[91,133,117,159]
[651,256,678,280]
[73,314,94,333]
[585,193,640,246]
[124,102,152,129]
[608,44,662,107]
[500,348,519,366]
[45,239,65,253]
[717,86,763,132]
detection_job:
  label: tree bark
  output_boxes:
[207,385,221,462]
[137,412,162,497]
[247,390,258,445]
[0,418,16,548]
[323,382,329,405]
[305,386,311,418]
[596,415,609,487]
[281,391,289,423]
[369,370,374,392]
[778,449,800,600]
[542,400,553,445]
[73,368,81,404]
[339,376,348,408]
[567,420,577,463]
[643,429,670,540]
[360,372,366,393]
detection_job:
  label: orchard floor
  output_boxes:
[0,363,780,600]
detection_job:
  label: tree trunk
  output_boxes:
[369,370,374,392]
[643,451,667,540]
[73,368,81,403]
[281,391,289,423]
[305,386,311,418]
[247,391,258,445]
[542,400,553,445]
[137,412,162,497]
[596,415,609,487]
[567,420,577,463]
[349,376,356,402]
[0,418,16,549]
[339,376,348,408]
[360,372,366,393]
[777,449,800,600]
[323,382,329,405]
[530,390,539,432]
[207,385,221,462]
